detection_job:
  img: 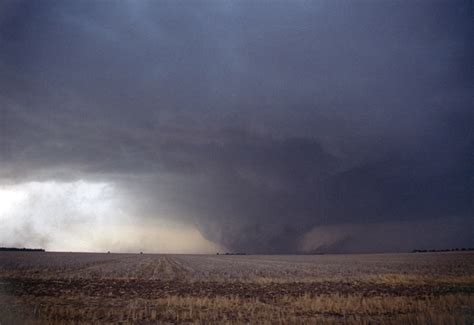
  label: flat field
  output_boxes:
[0,252,473,324]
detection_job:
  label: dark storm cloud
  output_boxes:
[1,0,472,252]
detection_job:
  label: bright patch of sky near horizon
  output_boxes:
[0,181,222,253]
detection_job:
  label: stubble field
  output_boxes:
[0,251,473,324]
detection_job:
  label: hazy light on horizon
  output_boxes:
[0,180,221,253]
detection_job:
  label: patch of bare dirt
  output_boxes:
[2,277,473,302]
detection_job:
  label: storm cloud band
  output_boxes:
[1,0,473,253]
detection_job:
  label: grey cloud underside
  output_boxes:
[1,0,473,252]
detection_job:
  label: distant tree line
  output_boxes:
[412,248,474,253]
[216,252,247,255]
[0,247,45,252]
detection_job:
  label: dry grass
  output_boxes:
[372,273,474,286]
[2,293,473,324]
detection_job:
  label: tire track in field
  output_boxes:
[152,256,191,280]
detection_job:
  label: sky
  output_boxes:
[0,0,472,253]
